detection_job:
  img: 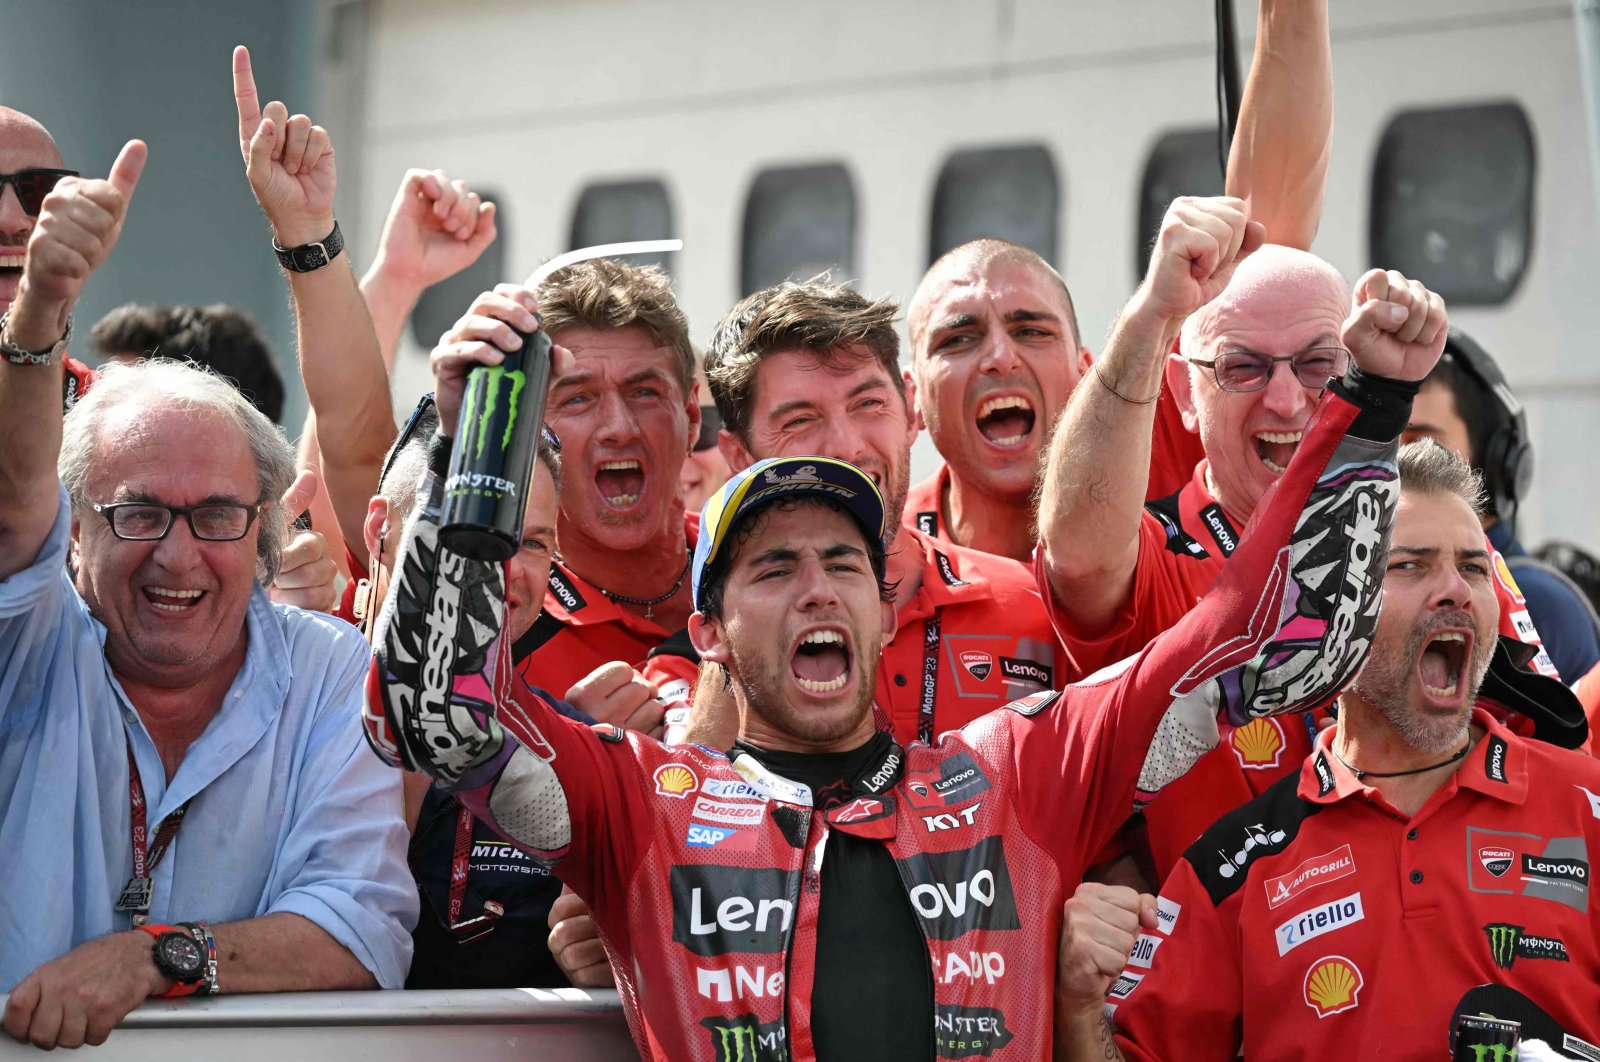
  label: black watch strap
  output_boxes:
[273,221,344,273]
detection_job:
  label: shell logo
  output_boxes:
[1493,552,1526,604]
[1231,718,1285,769]
[653,763,699,799]
[1303,956,1363,1018]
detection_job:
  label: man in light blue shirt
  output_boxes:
[0,131,415,1050]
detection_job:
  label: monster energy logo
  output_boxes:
[700,1015,786,1061]
[1483,922,1570,970]
[1460,1044,1518,1062]
[462,365,527,459]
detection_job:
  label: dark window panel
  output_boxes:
[569,179,676,274]
[741,163,856,296]
[929,144,1060,267]
[1369,101,1535,307]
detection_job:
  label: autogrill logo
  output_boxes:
[1265,844,1355,909]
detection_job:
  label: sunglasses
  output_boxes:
[694,405,723,452]
[0,168,79,216]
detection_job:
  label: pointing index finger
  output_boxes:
[233,45,262,146]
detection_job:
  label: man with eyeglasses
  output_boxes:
[0,142,415,1049]
[1036,194,1447,882]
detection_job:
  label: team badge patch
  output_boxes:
[1479,846,1514,878]
[960,651,993,681]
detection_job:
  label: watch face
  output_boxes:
[156,932,205,979]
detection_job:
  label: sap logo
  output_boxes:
[899,837,1021,940]
[1264,844,1355,909]
[936,951,1005,986]
[687,825,750,850]
[692,797,765,827]
[999,656,1052,688]
[932,1005,1013,1059]
[923,804,982,832]
[695,965,785,1002]
[1126,933,1162,968]
[671,866,794,956]
[1154,897,1181,935]
[1215,823,1288,880]
[699,1014,787,1062]
[1273,893,1365,956]
[704,778,765,802]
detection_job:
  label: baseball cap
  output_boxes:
[692,456,888,611]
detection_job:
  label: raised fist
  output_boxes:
[1056,881,1158,1016]
[233,45,335,247]
[15,140,146,315]
[371,169,498,293]
[1341,268,1449,382]
[1139,196,1267,323]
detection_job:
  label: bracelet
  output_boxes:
[0,310,71,367]
[178,920,219,995]
[1091,361,1161,405]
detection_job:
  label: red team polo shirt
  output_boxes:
[1113,710,1600,1060]
[874,525,1068,744]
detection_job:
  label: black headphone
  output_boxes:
[1440,328,1534,536]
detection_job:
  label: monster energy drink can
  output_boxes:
[1452,1014,1520,1062]
[439,326,554,561]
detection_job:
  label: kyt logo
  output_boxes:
[700,1014,787,1062]
[932,1005,1014,1059]
[696,965,785,1003]
[898,837,1020,940]
[672,866,795,957]
[923,803,982,832]
[936,951,1006,986]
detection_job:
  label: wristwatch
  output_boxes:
[136,923,206,997]
[272,220,344,273]
[0,310,71,366]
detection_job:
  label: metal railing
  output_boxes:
[0,988,637,1060]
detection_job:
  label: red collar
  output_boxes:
[1300,708,1530,807]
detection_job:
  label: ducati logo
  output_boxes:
[1479,847,1514,878]
[960,651,993,681]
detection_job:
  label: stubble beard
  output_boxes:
[1349,622,1495,756]
[731,639,877,747]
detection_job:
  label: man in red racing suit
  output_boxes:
[364,355,1416,1059]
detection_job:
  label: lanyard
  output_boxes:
[918,608,942,744]
[115,738,192,924]
[445,801,503,945]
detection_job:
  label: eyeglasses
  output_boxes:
[92,501,263,542]
[694,405,723,452]
[0,169,79,216]
[1187,347,1350,394]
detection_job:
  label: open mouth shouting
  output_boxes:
[974,394,1037,450]
[1254,430,1303,475]
[1417,629,1471,706]
[0,253,22,277]
[594,458,645,510]
[142,586,206,615]
[791,626,853,697]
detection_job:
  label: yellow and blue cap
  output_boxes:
[692,456,888,611]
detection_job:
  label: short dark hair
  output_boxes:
[705,279,903,443]
[697,495,892,621]
[91,303,286,424]
[1422,356,1498,471]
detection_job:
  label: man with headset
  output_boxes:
[1402,329,1600,682]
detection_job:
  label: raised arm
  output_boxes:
[1036,197,1264,633]
[0,141,145,580]
[1016,269,1448,861]
[1225,0,1333,250]
[234,45,393,558]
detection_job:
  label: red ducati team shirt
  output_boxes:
[1113,710,1600,1060]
